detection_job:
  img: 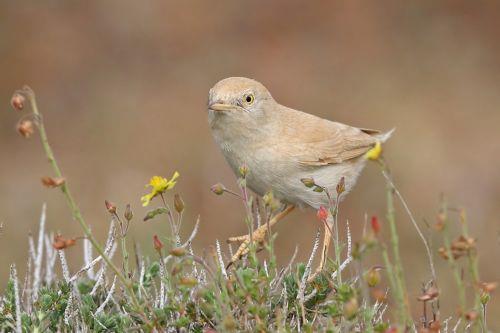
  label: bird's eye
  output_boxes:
[243,93,254,105]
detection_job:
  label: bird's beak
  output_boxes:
[208,103,235,112]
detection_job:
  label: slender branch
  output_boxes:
[380,166,437,283]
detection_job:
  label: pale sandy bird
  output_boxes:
[207,77,392,275]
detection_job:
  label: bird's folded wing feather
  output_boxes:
[276,110,378,166]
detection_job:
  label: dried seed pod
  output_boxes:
[104,200,117,214]
[174,194,185,213]
[41,176,65,188]
[169,247,186,257]
[52,235,77,250]
[17,120,34,138]
[417,286,439,302]
[11,93,25,111]
[124,204,133,221]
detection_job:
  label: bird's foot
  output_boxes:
[226,225,269,267]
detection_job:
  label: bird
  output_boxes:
[207,77,393,276]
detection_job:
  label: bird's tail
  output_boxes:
[375,128,396,143]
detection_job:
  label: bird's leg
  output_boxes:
[227,205,295,267]
[308,215,334,282]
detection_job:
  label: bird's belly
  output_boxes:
[249,158,368,209]
[217,138,367,209]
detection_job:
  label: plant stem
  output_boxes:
[25,88,145,319]
[380,244,405,324]
[439,201,466,317]
[460,211,485,331]
[378,162,411,327]
[380,166,436,284]
[121,236,130,277]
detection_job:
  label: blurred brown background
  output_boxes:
[1,0,499,325]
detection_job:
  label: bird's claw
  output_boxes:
[227,226,268,265]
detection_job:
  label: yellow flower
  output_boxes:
[141,172,180,206]
[365,142,382,161]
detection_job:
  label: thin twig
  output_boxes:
[380,167,436,283]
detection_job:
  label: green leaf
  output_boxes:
[143,207,168,222]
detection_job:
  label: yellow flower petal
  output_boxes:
[141,172,180,206]
[149,176,169,192]
[141,193,154,207]
[165,171,180,190]
[365,142,382,161]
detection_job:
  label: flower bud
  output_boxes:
[153,235,163,252]
[336,177,345,195]
[313,186,324,193]
[316,206,329,222]
[174,194,185,213]
[364,267,381,287]
[169,247,186,257]
[104,200,117,214]
[210,183,225,195]
[11,93,25,111]
[371,216,381,235]
[480,292,490,305]
[124,204,133,221]
[300,177,315,188]
[17,120,34,138]
[238,164,249,178]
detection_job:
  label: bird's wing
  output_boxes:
[275,108,378,166]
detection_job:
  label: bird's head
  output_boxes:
[207,77,274,127]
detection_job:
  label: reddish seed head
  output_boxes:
[371,216,381,235]
[41,176,66,188]
[52,235,77,250]
[316,206,329,221]
[153,234,163,252]
[17,120,34,138]
[11,93,25,111]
